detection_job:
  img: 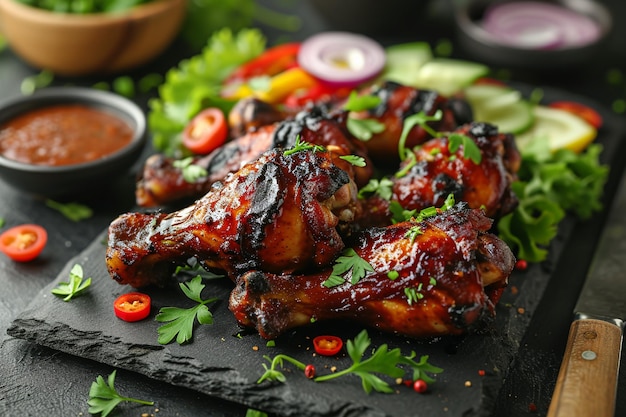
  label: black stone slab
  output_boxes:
[7,87,626,417]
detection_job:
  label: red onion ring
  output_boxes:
[297,32,386,88]
[481,1,601,50]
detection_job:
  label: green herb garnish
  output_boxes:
[155,275,219,345]
[339,154,367,167]
[397,110,442,161]
[87,370,154,417]
[258,330,443,394]
[358,177,394,200]
[498,140,608,262]
[448,133,482,164]
[45,199,93,222]
[322,248,374,288]
[149,28,265,156]
[283,137,325,156]
[172,157,209,183]
[344,91,385,140]
[51,264,92,301]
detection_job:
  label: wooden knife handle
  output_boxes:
[547,318,622,417]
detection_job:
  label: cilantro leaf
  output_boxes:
[173,157,208,183]
[343,91,382,111]
[46,199,93,222]
[448,133,482,164]
[339,155,367,167]
[397,110,442,160]
[257,330,442,394]
[323,248,374,287]
[51,264,91,301]
[88,370,154,417]
[155,275,219,344]
[283,136,325,156]
[346,117,386,141]
[358,177,394,200]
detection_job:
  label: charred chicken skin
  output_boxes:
[136,105,373,208]
[107,148,360,288]
[358,122,521,229]
[349,81,466,165]
[135,83,469,208]
[229,203,514,340]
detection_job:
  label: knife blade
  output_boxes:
[547,172,626,417]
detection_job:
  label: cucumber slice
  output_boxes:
[413,58,489,96]
[515,105,597,153]
[382,42,433,87]
[464,84,522,109]
[464,83,534,134]
[474,100,534,135]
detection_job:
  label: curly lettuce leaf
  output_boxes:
[498,139,609,262]
[148,28,266,156]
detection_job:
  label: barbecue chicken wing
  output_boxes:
[348,81,468,165]
[136,105,372,207]
[108,148,360,288]
[358,122,521,229]
[229,203,514,340]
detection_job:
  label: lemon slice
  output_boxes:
[515,105,597,153]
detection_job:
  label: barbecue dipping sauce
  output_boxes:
[0,104,134,166]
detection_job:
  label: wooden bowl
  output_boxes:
[0,0,186,76]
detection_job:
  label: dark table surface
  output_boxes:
[2,1,626,416]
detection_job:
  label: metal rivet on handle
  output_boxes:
[582,350,597,361]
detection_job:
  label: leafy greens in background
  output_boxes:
[497,140,608,262]
[148,28,266,156]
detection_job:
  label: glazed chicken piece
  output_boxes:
[358,122,521,229]
[136,105,373,207]
[135,82,472,208]
[349,81,469,165]
[108,148,360,288]
[229,203,514,340]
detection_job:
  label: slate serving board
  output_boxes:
[7,87,626,417]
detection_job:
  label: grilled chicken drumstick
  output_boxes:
[358,122,521,229]
[136,105,372,207]
[135,82,467,208]
[107,148,360,288]
[229,203,514,340]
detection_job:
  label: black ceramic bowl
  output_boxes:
[0,87,146,197]
[455,0,612,70]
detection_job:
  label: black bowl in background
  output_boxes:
[309,0,430,36]
[0,87,146,197]
[455,0,612,70]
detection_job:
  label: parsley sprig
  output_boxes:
[322,248,374,288]
[155,275,219,345]
[173,157,209,183]
[51,264,91,301]
[88,370,154,417]
[46,199,93,222]
[396,110,480,178]
[257,330,443,394]
[284,137,366,168]
[283,136,325,156]
[343,91,385,141]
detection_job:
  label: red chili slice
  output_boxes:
[0,224,47,262]
[113,292,152,322]
[549,101,603,129]
[313,335,343,356]
[182,107,228,155]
